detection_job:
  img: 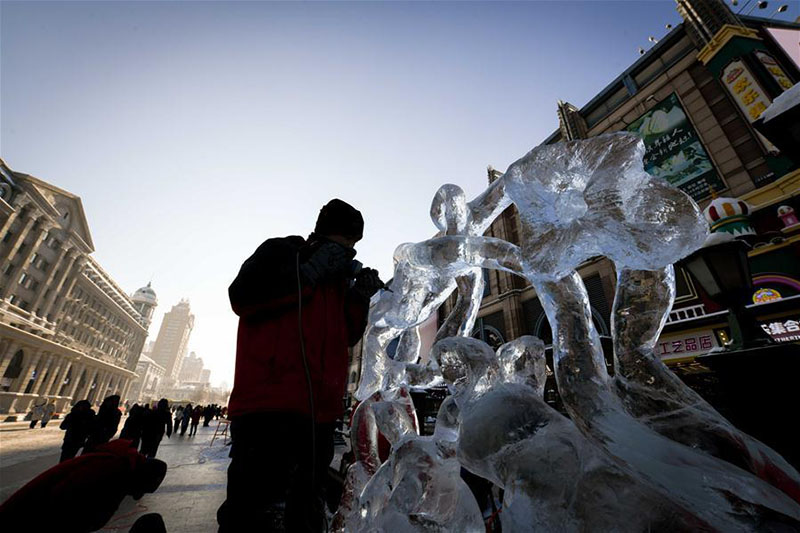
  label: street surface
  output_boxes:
[1,418,231,532]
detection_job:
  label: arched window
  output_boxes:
[1,350,24,391]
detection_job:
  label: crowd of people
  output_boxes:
[53,395,227,460]
[1,394,231,532]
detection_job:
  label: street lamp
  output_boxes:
[745,1,769,15]
[681,240,772,350]
[770,4,788,17]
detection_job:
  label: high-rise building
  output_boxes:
[178,351,204,383]
[150,300,194,382]
[200,368,211,384]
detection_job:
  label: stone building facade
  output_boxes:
[0,161,150,415]
[127,354,166,406]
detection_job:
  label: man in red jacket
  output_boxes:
[218,199,382,532]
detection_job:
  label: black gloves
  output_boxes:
[300,241,357,286]
[352,267,384,300]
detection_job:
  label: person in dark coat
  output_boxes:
[84,395,122,453]
[59,400,95,462]
[120,404,145,449]
[140,399,173,458]
[203,404,214,427]
[217,199,380,532]
[189,405,202,436]
[0,439,167,533]
[180,403,192,436]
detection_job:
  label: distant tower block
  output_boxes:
[131,282,158,328]
[150,299,195,382]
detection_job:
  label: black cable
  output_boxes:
[296,252,328,532]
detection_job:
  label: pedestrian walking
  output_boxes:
[217,199,381,532]
[140,399,173,458]
[41,399,56,428]
[84,395,121,453]
[180,403,192,436]
[59,400,95,462]
[203,404,214,427]
[174,406,183,433]
[189,405,202,436]
[120,404,145,449]
[28,398,46,429]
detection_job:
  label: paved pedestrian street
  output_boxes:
[1,419,232,532]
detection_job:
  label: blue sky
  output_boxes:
[3,1,797,387]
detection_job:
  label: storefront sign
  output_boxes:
[657,330,719,360]
[753,287,782,304]
[626,93,724,201]
[759,318,800,343]
[722,59,772,122]
[754,51,794,92]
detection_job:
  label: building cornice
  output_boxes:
[740,168,800,208]
[696,24,761,65]
[0,322,138,378]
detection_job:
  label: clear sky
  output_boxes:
[3,1,797,388]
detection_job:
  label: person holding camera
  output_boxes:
[218,199,382,532]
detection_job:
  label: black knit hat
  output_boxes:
[314,199,364,241]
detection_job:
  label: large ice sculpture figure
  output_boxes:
[437,336,709,532]
[345,132,800,531]
[355,184,522,400]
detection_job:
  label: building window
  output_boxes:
[29,253,38,265]
[2,263,13,276]
[2,230,12,243]
[1,350,24,391]
[18,273,28,285]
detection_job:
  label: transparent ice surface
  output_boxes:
[444,336,709,532]
[347,388,483,532]
[346,132,800,531]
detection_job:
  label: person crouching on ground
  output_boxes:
[217,199,383,532]
[0,439,168,533]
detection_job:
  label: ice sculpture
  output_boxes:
[341,386,484,532]
[438,336,709,532]
[612,266,800,500]
[345,132,800,531]
[355,184,522,400]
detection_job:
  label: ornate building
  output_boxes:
[131,282,158,329]
[0,160,150,415]
[150,299,194,382]
[127,354,166,406]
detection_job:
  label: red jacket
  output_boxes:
[0,439,146,533]
[227,236,369,422]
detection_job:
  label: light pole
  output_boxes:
[769,4,788,18]
[681,240,772,350]
[745,1,769,15]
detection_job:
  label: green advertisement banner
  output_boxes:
[626,92,723,200]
